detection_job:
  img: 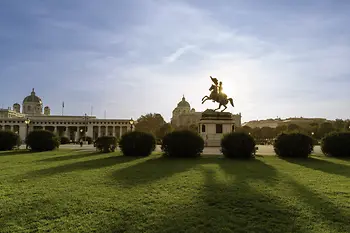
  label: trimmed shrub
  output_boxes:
[26,130,60,152]
[119,131,156,157]
[321,132,350,158]
[274,133,313,158]
[0,130,21,151]
[221,132,256,159]
[60,136,70,145]
[161,130,204,158]
[95,136,117,153]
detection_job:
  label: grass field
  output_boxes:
[0,150,349,233]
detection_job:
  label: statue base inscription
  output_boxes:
[199,109,236,147]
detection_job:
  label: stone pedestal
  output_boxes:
[199,109,235,147]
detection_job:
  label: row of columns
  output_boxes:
[0,124,131,142]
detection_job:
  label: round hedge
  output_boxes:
[26,130,60,152]
[119,131,156,157]
[95,136,117,153]
[274,133,313,158]
[60,136,70,145]
[0,130,21,151]
[161,130,204,158]
[221,132,256,159]
[321,132,350,158]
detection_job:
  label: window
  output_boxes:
[216,124,223,134]
[232,125,235,132]
[201,125,206,133]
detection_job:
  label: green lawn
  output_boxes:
[0,150,349,233]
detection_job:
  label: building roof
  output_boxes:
[23,88,42,104]
[177,96,190,108]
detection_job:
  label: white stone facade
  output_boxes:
[0,89,133,142]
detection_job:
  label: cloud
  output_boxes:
[1,0,350,122]
[163,45,195,63]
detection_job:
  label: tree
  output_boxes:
[275,125,287,135]
[135,113,166,136]
[317,122,334,139]
[260,127,275,139]
[333,119,346,131]
[287,124,300,132]
[156,123,174,140]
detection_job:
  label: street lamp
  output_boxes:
[311,132,314,136]
[24,118,30,149]
[130,118,134,131]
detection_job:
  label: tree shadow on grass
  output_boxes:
[137,160,307,233]
[283,157,350,178]
[110,156,218,187]
[285,177,350,232]
[23,155,140,178]
[37,151,105,162]
[0,150,32,156]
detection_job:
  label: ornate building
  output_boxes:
[0,89,133,142]
[171,96,242,128]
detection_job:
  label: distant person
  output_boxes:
[80,139,83,147]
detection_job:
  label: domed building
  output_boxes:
[0,89,134,143]
[22,88,43,115]
[171,96,202,127]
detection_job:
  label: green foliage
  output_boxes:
[60,136,70,145]
[287,123,300,132]
[119,131,156,157]
[95,136,117,153]
[0,130,20,151]
[321,132,350,158]
[161,130,204,158]
[155,123,173,140]
[317,122,335,139]
[274,133,313,158]
[221,132,256,159]
[26,130,59,152]
[135,113,166,136]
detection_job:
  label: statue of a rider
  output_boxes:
[210,76,226,102]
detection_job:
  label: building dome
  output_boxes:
[23,88,42,104]
[177,96,190,108]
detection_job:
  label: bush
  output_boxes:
[274,133,313,158]
[95,136,117,153]
[221,132,256,159]
[161,130,204,158]
[321,132,350,158]
[26,130,60,152]
[119,131,156,157]
[60,136,70,145]
[0,130,21,151]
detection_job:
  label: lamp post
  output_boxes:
[24,118,30,149]
[130,118,134,132]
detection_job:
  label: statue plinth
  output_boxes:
[199,109,235,147]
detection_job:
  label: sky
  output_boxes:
[1,0,350,122]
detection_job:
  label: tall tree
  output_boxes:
[156,123,173,139]
[135,113,166,136]
[316,122,334,139]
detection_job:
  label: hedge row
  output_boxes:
[1,129,348,159]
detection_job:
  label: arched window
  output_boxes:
[27,106,31,111]
[201,125,206,132]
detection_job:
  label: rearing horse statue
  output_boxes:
[201,76,234,112]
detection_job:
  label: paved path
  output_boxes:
[20,144,323,155]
